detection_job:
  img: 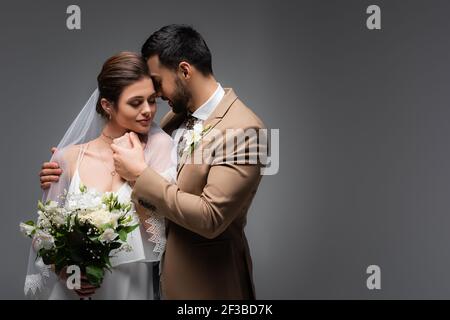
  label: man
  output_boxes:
[40,24,266,299]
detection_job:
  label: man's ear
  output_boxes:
[178,61,192,79]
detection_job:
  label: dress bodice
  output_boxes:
[66,143,165,267]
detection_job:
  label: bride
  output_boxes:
[24,52,176,299]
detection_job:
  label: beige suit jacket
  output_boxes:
[131,88,265,299]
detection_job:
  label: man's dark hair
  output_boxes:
[141,24,213,76]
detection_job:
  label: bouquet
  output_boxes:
[20,183,139,290]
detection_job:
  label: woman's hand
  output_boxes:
[75,273,98,299]
[57,266,98,298]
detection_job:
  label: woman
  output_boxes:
[24,52,176,299]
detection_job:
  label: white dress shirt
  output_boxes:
[173,83,225,168]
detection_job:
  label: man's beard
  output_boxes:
[170,77,192,114]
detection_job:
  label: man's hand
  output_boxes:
[110,132,147,182]
[113,133,133,148]
[40,147,62,190]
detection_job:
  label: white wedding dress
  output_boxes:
[24,90,176,300]
[47,144,163,300]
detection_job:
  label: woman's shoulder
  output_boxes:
[55,143,90,170]
[60,144,83,159]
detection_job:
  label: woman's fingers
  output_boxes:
[75,282,97,296]
[58,270,97,297]
[75,289,96,298]
[40,168,62,177]
[78,285,97,292]
[76,286,97,297]
[80,283,97,290]
[79,274,98,290]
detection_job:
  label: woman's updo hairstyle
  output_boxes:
[96,51,150,119]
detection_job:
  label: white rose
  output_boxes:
[183,124,203,153]
[19,223,35,237]
[37,212,51,229]
[46,201,58,211]
[51,214,65,226]
[32,230,55,251]
[98,228,118,243]
[79,209,120,229]
[65,189,103,212]
[48,207,66,226]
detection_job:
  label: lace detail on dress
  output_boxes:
[140,165,172,259]
[24,258,51,296]
[24,274,43,296]
[144,214,166,259]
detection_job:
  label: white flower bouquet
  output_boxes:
[20,184,138,288]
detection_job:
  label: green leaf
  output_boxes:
[101,223,114,230]
[37,200,45,211]
[109,242,122,250]
[79,183,87,193]
[88,235,100,242]
[123,203,132,212]
[123,224,139,234]
[203,124,212,133]
[118,229,127,242]
[24,220,35,226]
[86,265,104,287]
[104,255,112,269]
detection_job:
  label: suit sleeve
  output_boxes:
[131,125,264,239]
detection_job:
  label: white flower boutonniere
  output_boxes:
[183,123,212,154]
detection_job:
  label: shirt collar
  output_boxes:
[191,83,225,121]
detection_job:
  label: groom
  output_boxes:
[40,24,266,299]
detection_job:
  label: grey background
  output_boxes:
[1,0,450,299]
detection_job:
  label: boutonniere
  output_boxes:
[183,123,212,154]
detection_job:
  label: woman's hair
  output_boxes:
[96,51,150,118]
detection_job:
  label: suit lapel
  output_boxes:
[160,111,185,136]
[176,88,238,176]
